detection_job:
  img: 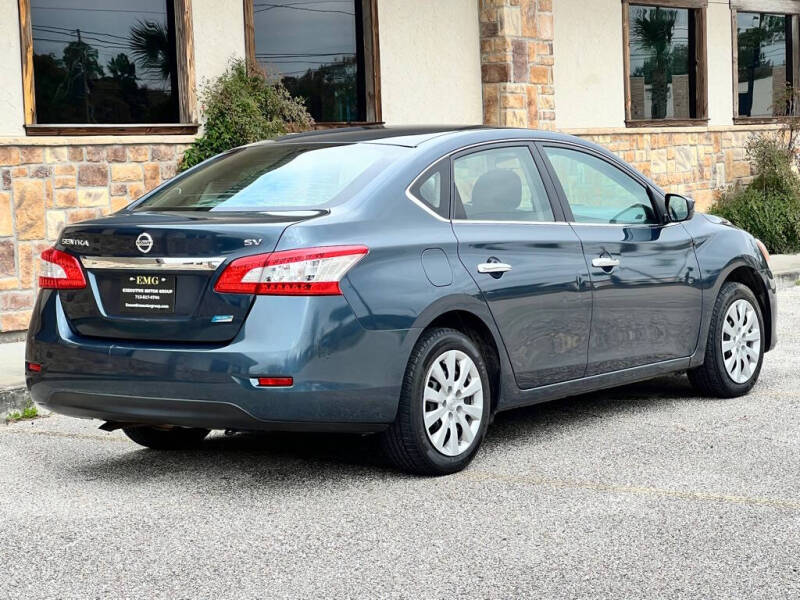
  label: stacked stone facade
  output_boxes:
[480,0,554,129]
[574,126,769,210]
[0,142,187,333]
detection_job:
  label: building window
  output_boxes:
[622,1,708,126]
[244,0,381,125]
[733,6,799,120]
[18,0,197,134]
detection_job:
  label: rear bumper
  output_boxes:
[27,291,418,431]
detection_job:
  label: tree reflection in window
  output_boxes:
[252,0,365,123]
[737,13,790,117]
[628,5,693,120]
[30,0,179,124]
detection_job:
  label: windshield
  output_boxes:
[132,143,405,212]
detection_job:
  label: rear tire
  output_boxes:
[381,328,491,476]
[123,426,210,450]
[688,281,764,398]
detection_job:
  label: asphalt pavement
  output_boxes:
[1,287,798,599]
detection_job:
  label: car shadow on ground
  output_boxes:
[69,374,704,483]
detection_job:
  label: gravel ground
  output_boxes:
[1,287,799,600]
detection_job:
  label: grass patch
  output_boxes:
[5,403,39,424]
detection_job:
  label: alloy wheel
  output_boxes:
[721,298,761,384]
[422,349,484,457]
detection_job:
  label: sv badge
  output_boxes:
[244,239,263,247]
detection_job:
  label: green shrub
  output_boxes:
[180,60,312,171]
[710,135,800,254]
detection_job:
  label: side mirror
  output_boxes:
[665,193,694,223]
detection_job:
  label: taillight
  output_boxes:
[214,245,368,296]
[39,247,86,289]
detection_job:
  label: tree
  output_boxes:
[129,20,172,81]
[632,7,677,119]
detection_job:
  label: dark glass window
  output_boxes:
[737,12,791,117]
[30,0,179,124]
[252,0,366,122]
[627,5,695,120]
[410,161,450,219]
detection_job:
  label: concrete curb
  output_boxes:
[0,386,31,418]
[774,271,800,291]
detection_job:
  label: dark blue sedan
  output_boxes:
[26,127,777,474]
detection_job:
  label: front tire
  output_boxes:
[123,426,210,450]
[381,328,491,475]
[688,282,764,398]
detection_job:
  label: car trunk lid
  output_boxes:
[56,210,323,343]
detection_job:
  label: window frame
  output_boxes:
[449,142,566,224]
[243,0,382,128]
[17,0,198,136]
[621,0,709,128]
[537,141,666,227]
[731,0,800,124]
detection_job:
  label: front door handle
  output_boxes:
[477,262,512,274]
[592,256,620,268]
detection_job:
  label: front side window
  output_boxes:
[453,147,555,222]
[246,0,378,123]
[544,147,658,225]
[133,143,404,212]
[624,3,706,123]
[736,12,791,117]
[28,0,180,124]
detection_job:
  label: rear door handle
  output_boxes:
[591,257,620,268]
[477,262,512,274]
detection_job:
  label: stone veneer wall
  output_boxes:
[0,142,187,333]
[479,0,555,129]
[571,127,771,210]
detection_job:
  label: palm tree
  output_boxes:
[632,7,677,119]
[129,20,172,82]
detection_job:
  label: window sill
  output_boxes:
[733,116,789,125]
[625,118,709,128]
[25,123,199,136]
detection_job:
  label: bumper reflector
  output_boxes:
[26,362,42,372]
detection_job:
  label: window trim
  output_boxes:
[621,0,709,128]
[243,0,382,127]
[731,2,800,123]
[17,0,198,135]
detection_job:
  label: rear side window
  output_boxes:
[409,160,450,218]
[133,143,405,212]
[452,147,554,222]
[543,146,658,225]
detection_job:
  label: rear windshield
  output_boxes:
[132,143,405,212]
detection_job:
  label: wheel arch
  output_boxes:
[723,264,773,351]
[411,296,510,415]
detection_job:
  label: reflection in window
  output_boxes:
[628,5,694,120]
[737,12,790,117]
[544,147,657,225]
[252,0,365,122]
[30,0,179,124]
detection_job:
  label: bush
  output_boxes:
[710,135,800,254]
[180,60,312,171]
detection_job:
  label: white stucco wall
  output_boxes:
[707,0,734,126]
[377,0,482,125]
[553,0,626,130]
[192,0,246,94]
[0,1,26,137]
[554,0,735,129]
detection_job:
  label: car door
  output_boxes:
[450,143,592,389]
[539,143,702,376]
